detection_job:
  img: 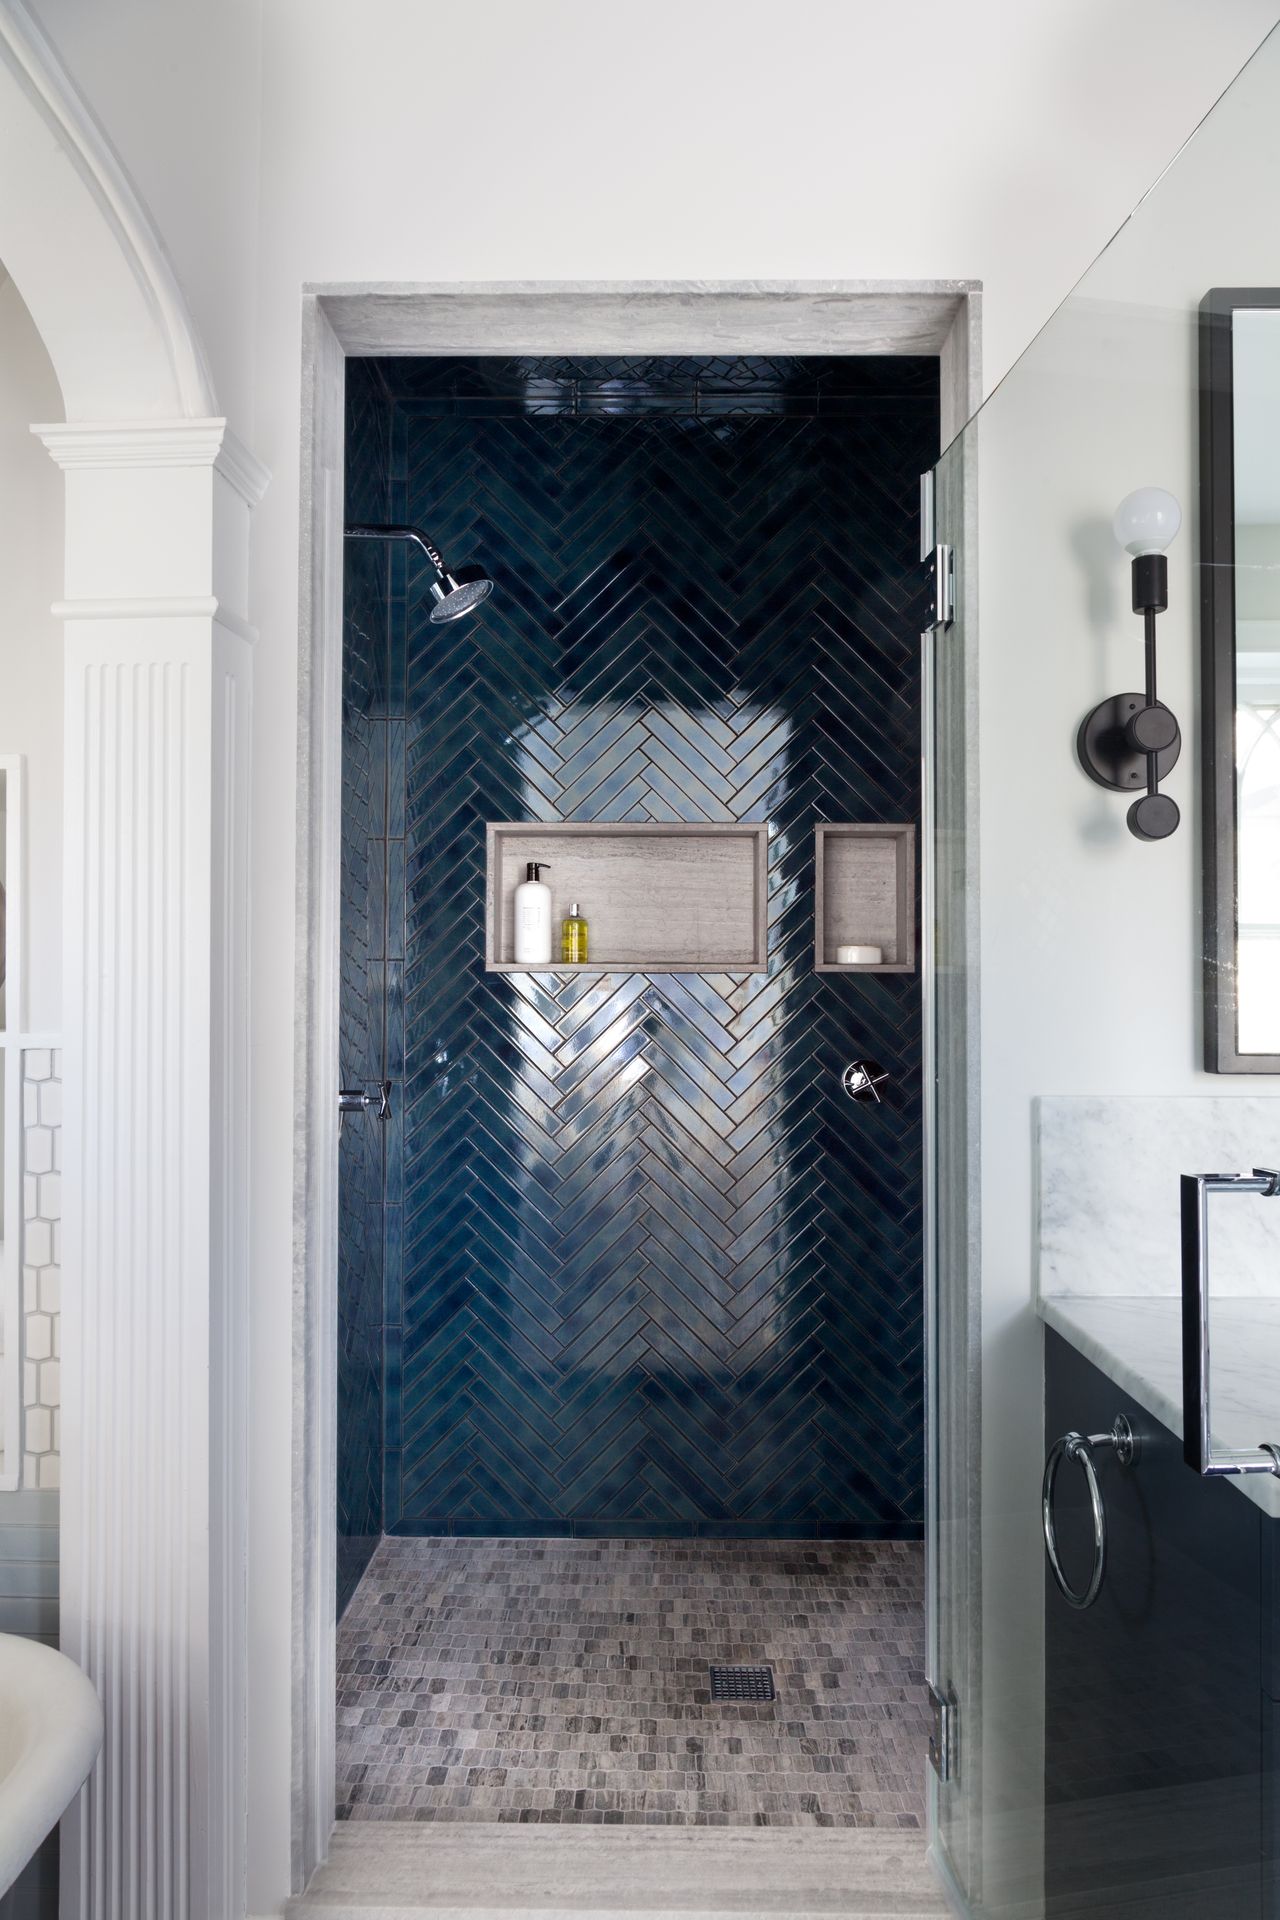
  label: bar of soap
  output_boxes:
[836,944,882,965]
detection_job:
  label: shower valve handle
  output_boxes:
[338,1081,392,1120]
[841,1060,888,1103]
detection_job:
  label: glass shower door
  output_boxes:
[924,428,981,1911]
[923,23,1280,1919]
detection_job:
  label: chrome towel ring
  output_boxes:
[1042,1415,1137,1611]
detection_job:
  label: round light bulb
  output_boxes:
[1112,487,1181,557]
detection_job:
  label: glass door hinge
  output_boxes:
[932,545,955,629]
[920,470,936,556]
[928,1682,957,1783]
[918,473,954,629]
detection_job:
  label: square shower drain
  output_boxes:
[709,1664,776,1702]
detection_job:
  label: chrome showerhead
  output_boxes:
[344,523,494,625]
[428,572,494,624]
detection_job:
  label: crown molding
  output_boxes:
[32,418,270,505]
[33,418,226,468]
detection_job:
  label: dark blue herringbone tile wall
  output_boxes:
[337,359,392,1615]
[349,355,936,1539]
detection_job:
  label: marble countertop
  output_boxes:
[1039,1293,1280,1520]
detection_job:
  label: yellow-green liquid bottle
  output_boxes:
[562,901,588,964]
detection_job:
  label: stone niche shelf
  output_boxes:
[814,823,916,974]
[485,821,769,973]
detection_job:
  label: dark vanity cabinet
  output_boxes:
[1045,1330,1275,1919]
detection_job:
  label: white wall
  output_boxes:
[34,0,1280,410]
[250,0,1274,385]
[13,3,1280,1912]
[0,266,63,1034]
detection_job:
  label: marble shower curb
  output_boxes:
[287,1825,951,1917]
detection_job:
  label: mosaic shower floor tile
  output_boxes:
[336,1537,928,1827]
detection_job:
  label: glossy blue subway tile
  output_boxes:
[384,837,405,964]
[382,1448,402,1523]
[572,1519,695,1539]
[383,1088,404,1209]
[384,961,404,1079]
[387,721,406,839]
[383,1201,403,1328]
[368,716,388,836]
[340,355,935,1544]
[366,838,386,963]
[382,1323,403,1452]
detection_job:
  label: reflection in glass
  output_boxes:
[0,762,6,1032]
[1232,307,1280,1055]
[1237,700,1280,1052]
[0,767,5,1261]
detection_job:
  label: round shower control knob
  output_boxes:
[841,1061,889,1103]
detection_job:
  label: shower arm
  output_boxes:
[345,523,449,577]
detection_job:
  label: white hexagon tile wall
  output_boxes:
[22,1047,61,1489]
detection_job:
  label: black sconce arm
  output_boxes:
[1077,500,1183,842]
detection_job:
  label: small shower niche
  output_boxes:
[814,823,916,973]
[485,821,769,973]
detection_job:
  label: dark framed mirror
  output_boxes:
[1200,288,1280,1073]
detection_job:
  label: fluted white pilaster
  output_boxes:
[37,420,266,1920]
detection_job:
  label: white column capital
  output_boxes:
[32,417,269,506]
[32,419,267,612]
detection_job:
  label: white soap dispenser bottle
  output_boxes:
[513,861,552,965]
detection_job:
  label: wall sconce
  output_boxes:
[1076,487,1182,841]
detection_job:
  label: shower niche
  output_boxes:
[814,823,916,973]
[485,821,769,974]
